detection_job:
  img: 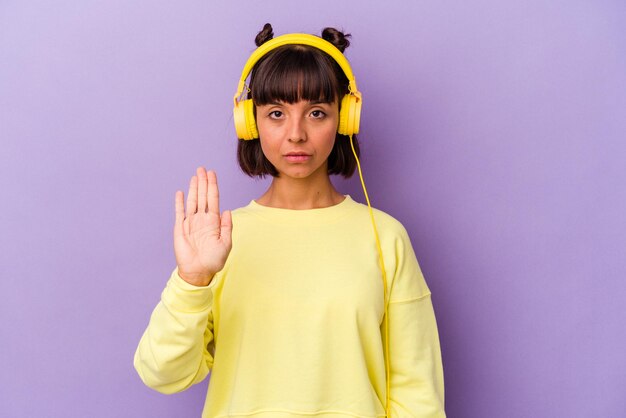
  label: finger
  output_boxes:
[207,170,220,216]
[174,191,185,238]
[197,167,208,214]
[186,175,198,218]
[220,210,232,246]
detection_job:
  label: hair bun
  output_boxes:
[255,23,274,47]
[321,27,351,52]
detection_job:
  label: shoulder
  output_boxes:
[350,199,431,301]
[230,202,254,218]
[349,198,411,240]
[229,200,266,222]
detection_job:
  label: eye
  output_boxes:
[268,110,283,119]
[310,110,326,119]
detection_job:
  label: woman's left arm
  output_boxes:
[386,294,446,417]
[383,222,446,417]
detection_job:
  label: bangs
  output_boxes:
[250,46,344,106]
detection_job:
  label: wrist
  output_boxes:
[177,269,215,287]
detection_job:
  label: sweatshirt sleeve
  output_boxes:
[387,295,446,417]
[386,224,446,417]
[133,267,217,394]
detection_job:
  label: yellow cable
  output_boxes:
[349,134,391,418]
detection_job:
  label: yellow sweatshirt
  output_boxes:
[134,195,445,417]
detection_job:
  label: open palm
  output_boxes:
[173,167,232,287]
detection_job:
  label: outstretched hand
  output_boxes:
[173,167,232,287]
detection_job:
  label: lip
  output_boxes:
[284,154,311,163]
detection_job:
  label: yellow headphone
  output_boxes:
[232,33,362,140]
[233,32,392,418]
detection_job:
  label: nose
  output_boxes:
[287,115,306,143]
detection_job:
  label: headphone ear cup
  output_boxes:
[352,94,362,135]
[233,100,247,139]
[233,99,259,140]
[338,95,350,136]
[338,94,361,136]
[244,99,259,139]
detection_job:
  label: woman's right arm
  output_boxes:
[134,167,232,393]
[133,267,217,394]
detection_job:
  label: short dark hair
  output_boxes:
[237,26,360,179]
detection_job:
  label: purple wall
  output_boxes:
[1,1,624,417]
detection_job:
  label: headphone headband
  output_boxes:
[232,31,362,140]
[233,33,360,107]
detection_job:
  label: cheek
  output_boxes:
[257,122,279,155]
[258,136,282,166]
[256,118,270,139]
[258,138,273,158]
[256,112,277,137]
[322,126,338,151]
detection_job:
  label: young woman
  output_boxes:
[134,23,446,418]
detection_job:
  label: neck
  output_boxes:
[256,171,344,210]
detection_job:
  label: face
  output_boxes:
[256,99,339,180]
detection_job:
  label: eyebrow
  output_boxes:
[264,100,330,106]
[309,100,328,105]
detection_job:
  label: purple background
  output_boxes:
[1,1,625,417]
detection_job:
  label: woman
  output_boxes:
[134,23,446,418]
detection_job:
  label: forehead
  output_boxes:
[257,99,336,107]
[250,46,343,106]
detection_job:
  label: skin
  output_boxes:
[254,99,345,209]
[174,168,232,286]
[174,99,344,286]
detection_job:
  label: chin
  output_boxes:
[284,172,310,179]
[276,162,328,180]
